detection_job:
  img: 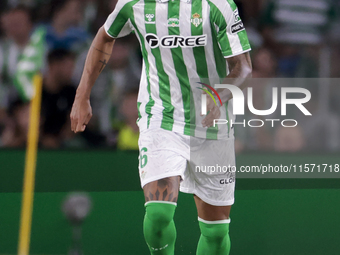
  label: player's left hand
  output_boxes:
[201,95,221,128]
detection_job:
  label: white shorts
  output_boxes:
[138,128,236,206]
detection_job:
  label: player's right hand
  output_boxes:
[70,96,92,133]
[201,93,221,128]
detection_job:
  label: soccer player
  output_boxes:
[70,0,252,254]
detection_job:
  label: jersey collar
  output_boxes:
[156,0,191,3]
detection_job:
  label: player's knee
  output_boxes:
[199,219,230,244]
[145,202,176,228]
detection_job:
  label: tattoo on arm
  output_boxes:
[99,59,108,73]
[144,176,180,203]
[92,46,111,56]
[91,46,111,73]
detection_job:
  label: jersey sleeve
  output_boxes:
[104,0,134,39]
[209,0,251,58]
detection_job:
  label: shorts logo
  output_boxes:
[231,21,245,34]
[220,177,235,185]
[168,18,180,27]
[191,13,203,27]
[145,14,155,24]
[141,170,147,179]
[145,33,207,49]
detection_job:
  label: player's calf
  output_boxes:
[143,176,180,255]
[143,201,177,254]
[196,218,231,255]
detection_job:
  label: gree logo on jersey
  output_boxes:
[145,33,207,49]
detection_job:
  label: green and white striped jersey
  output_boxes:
[104,0,251,139]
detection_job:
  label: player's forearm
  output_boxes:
[219,52,252,104]
[76,27,115,99]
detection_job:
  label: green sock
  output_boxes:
[196,218,231,255]
[143,202,177,254]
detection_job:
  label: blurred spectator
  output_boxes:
[107,37,140,112]
[0,5,33,114]
[109,0,119,11]
[329,1,340,78]
[3,1,33,7]
[0,98,30,148]
[236,0,263,22]
[88,36,141,137]
[260,0,336,77]
[274,126,305,152]
[14,0,90,102]
[46,0,89,52]
[261,0,335,45]
[83,0,112,35]
[41,49,106,148]
[40,49,76,148]
[0,5,32,48]
[117,89,139,150]
[252,47,277,78]
[300,87,340,152]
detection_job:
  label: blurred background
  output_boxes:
[0,0,339,152]
[1,1,340,255]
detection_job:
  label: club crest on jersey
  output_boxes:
[167,18,180,27]
[191,13,202,27]
[145,14,155,24]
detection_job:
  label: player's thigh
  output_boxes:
[182,138,236,216]
[139,128,189,203]
[194,194,231,221]
[143,176,181,203]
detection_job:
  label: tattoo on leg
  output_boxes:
[155,190,160,200]
[144,177,180,203]
[168,193,173,202]
[162,189,168,200]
